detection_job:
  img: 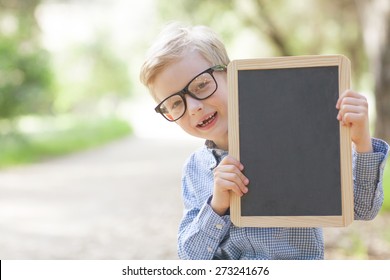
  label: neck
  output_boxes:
[213,137,228,151]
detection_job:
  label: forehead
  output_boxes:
[153,51,211,102]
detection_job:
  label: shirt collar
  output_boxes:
[205,140,228,169]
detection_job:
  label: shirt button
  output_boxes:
[215,224,223,230]
[207,246,213,253]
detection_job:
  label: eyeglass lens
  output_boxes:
[159,72,217,121]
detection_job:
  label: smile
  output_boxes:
[197,112,217,128]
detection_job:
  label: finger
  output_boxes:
[341,112,366,125]
[215,164,249,186]
[214,165,249,194]
[229,182,247,197]
[219,155,244,170]
[336,90,366,109]
[339,104,367,115]
[339,97,368,108]
[214,175,246,196]
[336,90,352,109]
[223,172,249,193]
[337,103,368,122]
[214,168,249,193]
[339,90,364,100]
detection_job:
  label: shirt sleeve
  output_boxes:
[177,157,231,260]
[353,138,389,220]
[177,196,231,259]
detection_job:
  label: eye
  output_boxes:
[171,99,183,110]
[160,105,169,114]
[191,77,212,94]
[197,80,209,90]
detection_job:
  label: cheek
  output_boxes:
[175,118,194,133]
[212,79,228,106]
[178,125,201,139]
[210,91,228,113]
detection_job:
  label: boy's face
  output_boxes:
[153,50,229,149]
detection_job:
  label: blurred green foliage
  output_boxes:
[157,0,368,87]
[0,0,133,167]
[382,163,390,212]
[0,0,132,118]
[53,32,132,113]
[0,116,132,168]
[0,0,55,119]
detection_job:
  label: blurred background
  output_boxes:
[0,0,389,259]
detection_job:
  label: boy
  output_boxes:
[140,23,389,260]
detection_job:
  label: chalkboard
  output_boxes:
[228,55,353,227]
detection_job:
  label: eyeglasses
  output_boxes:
[155,65,227,122]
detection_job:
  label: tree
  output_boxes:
[0,0,54,119]
[158,0,367,81]
[157,0,390,142]
[355,0,390,143]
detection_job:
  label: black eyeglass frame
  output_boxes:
[154,65,227,122]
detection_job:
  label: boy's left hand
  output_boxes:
[336,90,373,153]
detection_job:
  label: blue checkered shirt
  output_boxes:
[178,138,389,260]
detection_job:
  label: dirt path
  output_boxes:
[0,136,202,259]
[324,214,390,259]
[0,135,388,259]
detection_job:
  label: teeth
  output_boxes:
[198,113,216,127]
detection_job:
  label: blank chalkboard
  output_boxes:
[228,55,353,227]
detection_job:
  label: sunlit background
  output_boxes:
[0,0,389,259]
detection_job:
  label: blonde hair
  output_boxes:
[139,22,230,96]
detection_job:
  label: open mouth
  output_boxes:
[197,112,217,128]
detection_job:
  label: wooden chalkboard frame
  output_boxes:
[228,55,353,227]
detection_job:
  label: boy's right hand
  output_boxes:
[210,155,249,216]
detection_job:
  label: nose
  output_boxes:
[186,95,203,115]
